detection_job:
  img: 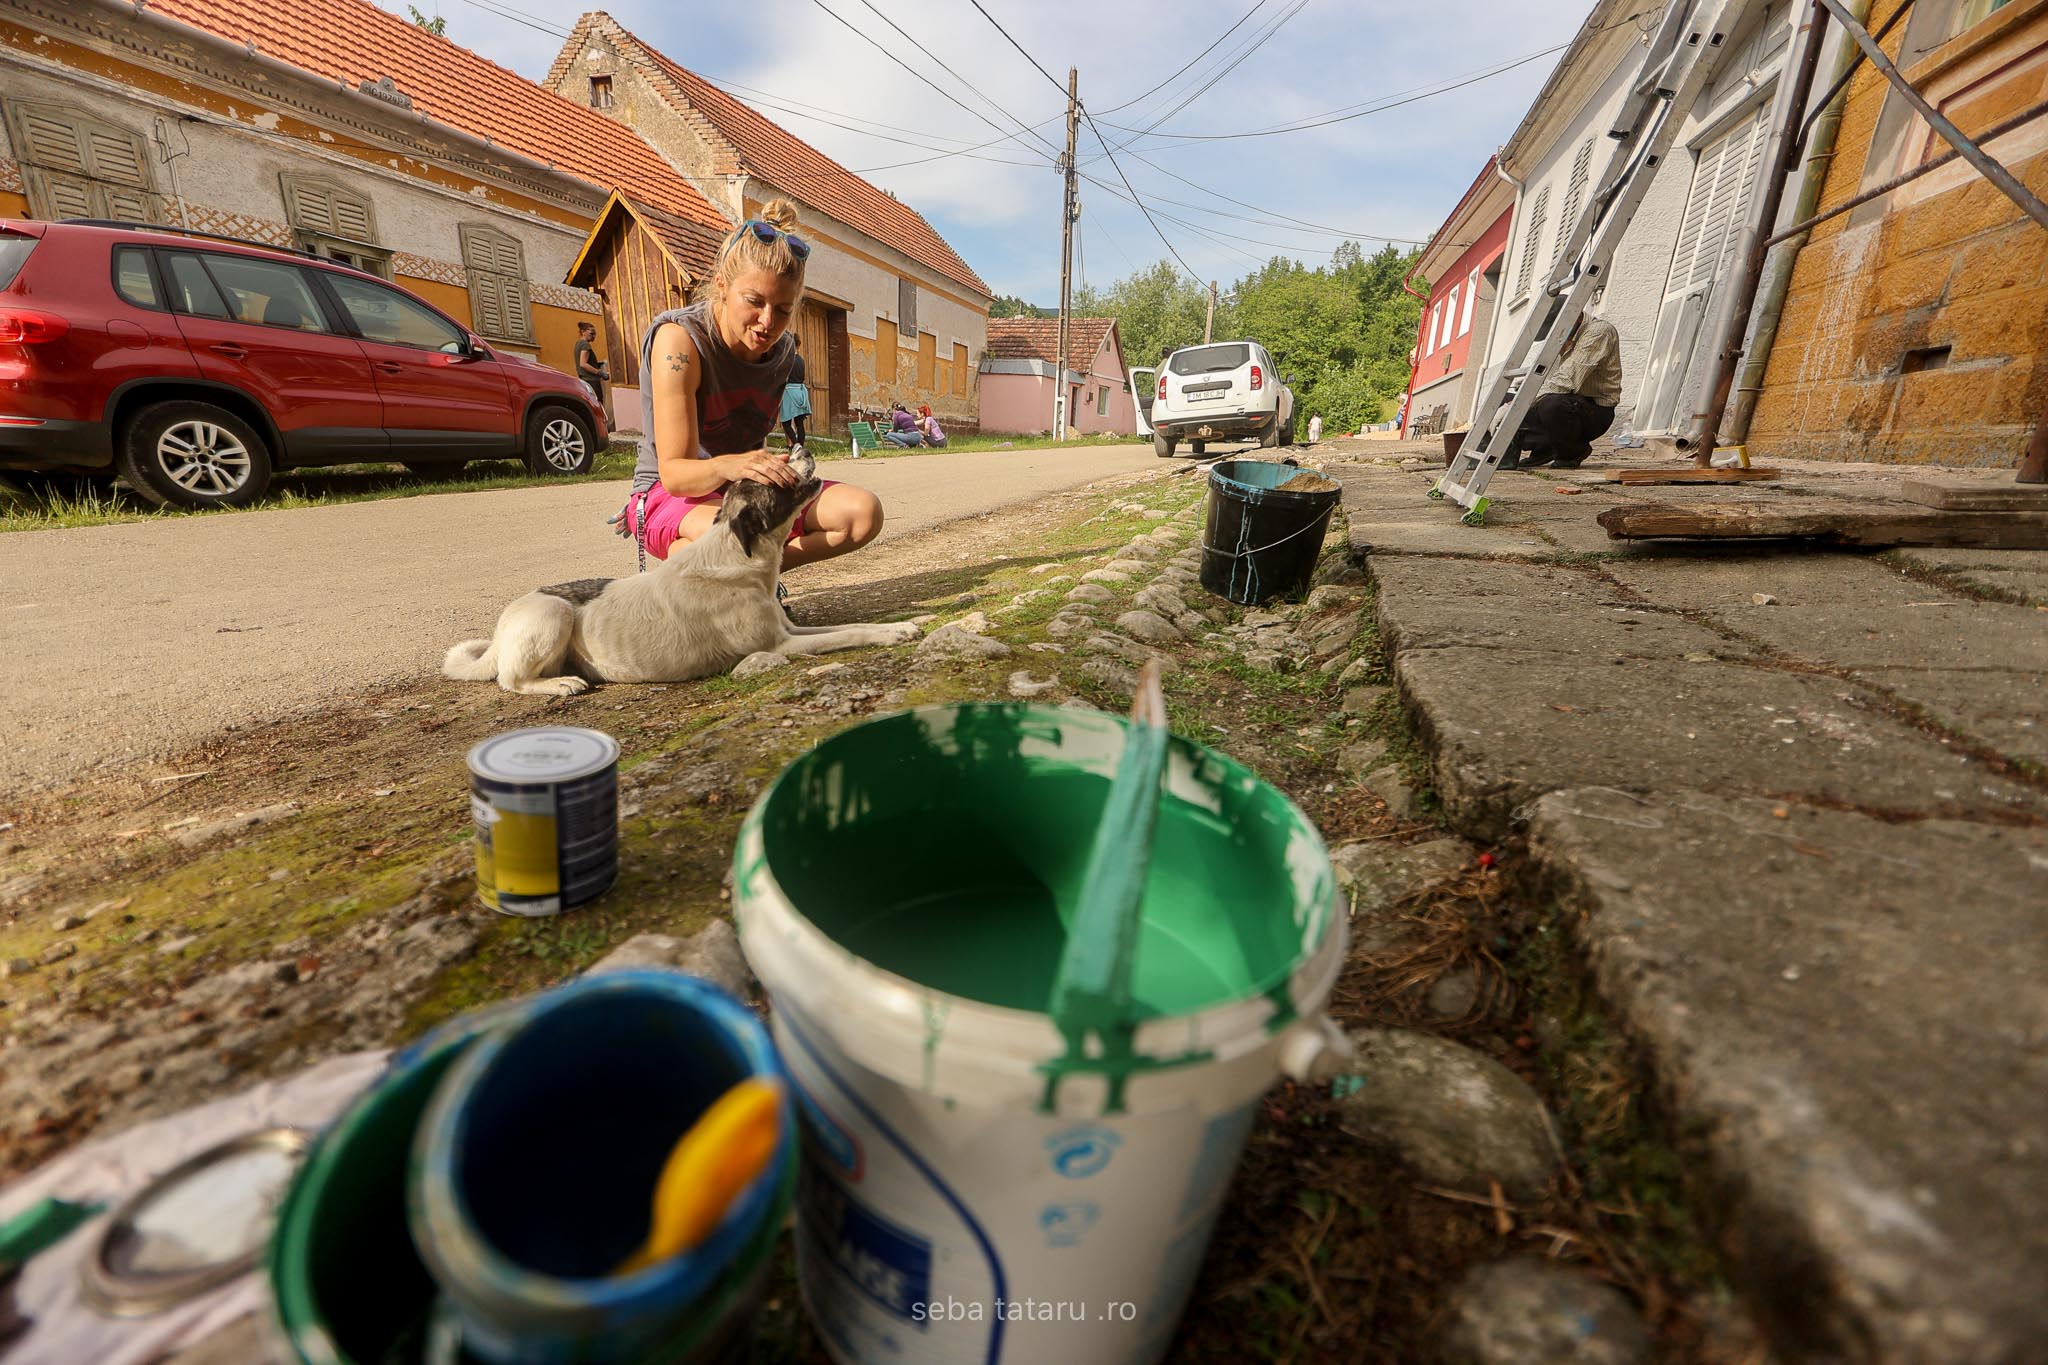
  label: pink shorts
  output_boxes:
[636,479,836,560]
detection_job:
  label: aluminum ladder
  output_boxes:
[1434,0,1746,522]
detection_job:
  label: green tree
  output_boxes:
[988,295,1050,319]
[407,4,446,34]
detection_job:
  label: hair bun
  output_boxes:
[758,198,801,233]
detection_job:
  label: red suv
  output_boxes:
[0,218,607,508]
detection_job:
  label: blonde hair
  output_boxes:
[704,198,809,304]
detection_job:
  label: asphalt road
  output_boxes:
[2,444,1164,792]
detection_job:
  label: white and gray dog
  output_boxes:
[443,447,917,695]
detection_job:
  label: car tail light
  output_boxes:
[1250,364,1263,391]
[1157,374,1167,402]
[0,309,69,344]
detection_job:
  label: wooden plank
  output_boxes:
[1899,479,2048,511]
[1612,467,1784,484]
[1598,501,2048,548]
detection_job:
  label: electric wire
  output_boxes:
[1076,106,1203,282]
[1103,0,1308,150]
[1095,0,1272,115]
[846,0,1063,154]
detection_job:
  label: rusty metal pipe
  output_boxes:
[2021,403,2047,485]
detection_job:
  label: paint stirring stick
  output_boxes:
[1044,660,1170,1115]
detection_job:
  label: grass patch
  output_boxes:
[0,442,638,534]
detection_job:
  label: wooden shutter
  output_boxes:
[285,176,377,243]
[1553,138,1595,266]
[459,225,532,342]
[14,106,91,175]
[1514,187,1549,298]
[83,126,150,187]
[26,169,94,220]
[897,278,918,339]
[98,182,156,222]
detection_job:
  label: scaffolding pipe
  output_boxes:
[1722,0,1875,448]
[1812,0,2048,229]
[1686,0,1832,463]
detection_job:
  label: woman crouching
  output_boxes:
[622,200,882,587]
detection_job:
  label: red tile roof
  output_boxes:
[145,0,729,235]
[554,14,990,301]
[987,318,1118,367]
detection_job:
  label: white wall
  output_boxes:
[1483,1,1808,432]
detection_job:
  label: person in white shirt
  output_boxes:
[1504,286,1623,470]
[1306,414,1323,444]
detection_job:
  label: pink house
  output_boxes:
[980,318,1135,436]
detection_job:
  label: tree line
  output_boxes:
[995,243,1423,432]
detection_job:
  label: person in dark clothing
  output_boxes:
[1503,290,1622,470]
[780,335,812,447]
[573,321,608,405]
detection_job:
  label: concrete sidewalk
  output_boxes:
[1323,438,2048,1363]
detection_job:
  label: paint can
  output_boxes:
[467,727,619,916]
[732,703,1350,1365]
[407,971,795,1365]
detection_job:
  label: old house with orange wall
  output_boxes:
[1748,0,2046,467]
[542,13,993,435]
[0,0,732,389]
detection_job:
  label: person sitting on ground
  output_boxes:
[779,334,811,448]
[917,403,947,448]
[1504,286,1622,470]
[615,199,885,590]
[573,321,608,404]
[881,402,925,448]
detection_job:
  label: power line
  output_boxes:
[1076,105,1201,283]
[1096,0,1271,116]
[799,0,1057,153]
[1106,0,1308,151]
[1108,12,1650,146]
[846,0,1062,154]
[963,0,1071,99]
[1124,149,1426,244]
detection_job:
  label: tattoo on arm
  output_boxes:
[665,351,684,372]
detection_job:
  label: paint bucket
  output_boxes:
[733,703,1349,1365]
[268,1012,503,1364]
[407,971,796,1365]
[468,727,619,916]
[1442,429,1466,467]
[1198,460,1341,606]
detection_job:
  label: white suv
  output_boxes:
[1151,340,1295,457]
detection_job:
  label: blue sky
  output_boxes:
[375,0,1592,301]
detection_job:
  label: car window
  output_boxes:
[1168,344,1250,376]
[162,253,228,318]
[112,247,162,310]
[0,236,39,291]
[324,273,464,351]
[197,254,332,332]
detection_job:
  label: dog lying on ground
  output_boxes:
[443,448,917,695]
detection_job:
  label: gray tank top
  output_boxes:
[631,300,796,494]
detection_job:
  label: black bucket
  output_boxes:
[1199,460,1342,605]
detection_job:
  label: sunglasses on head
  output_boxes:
[738,218,810,260]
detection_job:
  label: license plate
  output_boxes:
[1190,390,1223,401]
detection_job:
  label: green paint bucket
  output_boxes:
[734,703,1351,1365]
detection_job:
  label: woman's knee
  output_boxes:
[819,484,882,545]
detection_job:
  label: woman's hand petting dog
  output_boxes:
[719,448,800,487]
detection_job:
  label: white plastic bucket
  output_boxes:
[733,704,1349,1365]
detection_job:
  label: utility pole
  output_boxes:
[1203,281,1217,344]
[1054,67,1079,441]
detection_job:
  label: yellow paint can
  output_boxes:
[467,727,619,916]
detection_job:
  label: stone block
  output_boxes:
[1439,1260,1650,1365]
[1869,252,1954,316]
[1950,223,2048,301]
[1335,1027,1559,1199]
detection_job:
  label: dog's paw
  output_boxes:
[529,676,591,698]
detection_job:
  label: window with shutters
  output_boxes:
[1459,269,1479,336]
[1552,138,1595,267]
[589,74,614,109]
[896,278,917,342]
[458,223,534,345]
[1512,187,1549,303]
[280,174,389,278]
[3,100,161,224]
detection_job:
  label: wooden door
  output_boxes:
[797,302,830,418]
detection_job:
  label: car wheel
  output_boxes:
[1153,431,1176,458]
[1280,418,1296,445]
[1259,416,1283,448]
[117,401,273,509]
[525,406,594,476]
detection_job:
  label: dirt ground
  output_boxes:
[0,458,1758,1362]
